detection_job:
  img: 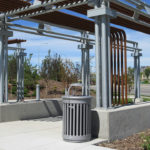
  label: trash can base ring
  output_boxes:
[63,134,91,143]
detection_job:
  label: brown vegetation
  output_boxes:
[99,129,150,150]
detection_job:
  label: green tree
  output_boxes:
[8,53,39,96]
[144,67,150,79]
[24,54,40,91]
[8,55,17,83]
[40,51,80,88]
[127,67,134,94]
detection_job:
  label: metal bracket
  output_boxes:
[131,52,142,57]
[33,0,42,5]
[0,31,13,37]
[17,52,27,57]
[133,11,140,20]
[87,7,117,18]
[78,44,93,50]
[88,0,98,7]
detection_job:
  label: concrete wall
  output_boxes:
[0,97,96,123]
[3,98,150,142]
[92,102,150,141]
[0,100,63,123]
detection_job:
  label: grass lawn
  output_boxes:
[143,98,150,102]
[112,98,133,104]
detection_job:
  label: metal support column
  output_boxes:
[21,50,25,101]
[81,46,86,96]
[94,2,101,107]
[131,44,142,100]
[17,43,20,102]
[78,32,93,96]
[137,49,141,99]
[88,0,116,108]
[4,34,8,103]
[0,27,13,103]
[85,44,90,96]
[17,43,26,102]
[0,33,5,103]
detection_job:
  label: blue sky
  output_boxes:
[9,0,150,72]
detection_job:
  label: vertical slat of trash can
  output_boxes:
[88,103,91,134]
[67,103,69,135]
[76,103,79,136]
[65,103,67,135]
[73,104,76,136]
[80,104,82,136]
[83,104,86,135]
[63,104,65,134]
[86,104,88,135]
[70,104,72,136]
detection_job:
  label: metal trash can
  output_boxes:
[62,96,92,142]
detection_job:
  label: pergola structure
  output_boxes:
[8,39,27,102]
[0,0,148,108]
[0,39,26,103]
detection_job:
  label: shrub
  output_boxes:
[12,86,17,95]
[142,135,150,150]
[143,80,149,84]
[62,89,65,94]
[32,90,36,97]
[24,88,29,95]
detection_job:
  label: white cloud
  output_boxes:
[126,31,150,56]
[9,27,150,69]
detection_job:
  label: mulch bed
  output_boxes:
[99,129,150,150]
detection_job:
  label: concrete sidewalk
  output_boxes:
[0,117,113,150]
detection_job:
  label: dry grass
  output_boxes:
[99,129,150,150]
[8,80,96,100]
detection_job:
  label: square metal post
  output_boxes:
[21,51,25,100]
[81,48,86,95]
[0,34,5,103]
[21,50,26,101]
[137,53,141,98]
[4,35,8,103]
[88,0,116,108]
[95,15,102,107]
[17,43,26,102]
[17,43,26,101]
[85,45,90,96]
[78,32,93,96]
[101,14,111,108]
[0,29,13,103]
[131,44,142,100]
[17,43,20,102]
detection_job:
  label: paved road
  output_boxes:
[131,84,150,96]
[91,84,150,97]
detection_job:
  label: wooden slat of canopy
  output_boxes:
[31,11,94,32]
[0,0,30,12]
[39,0,134,17]
[8,39,26,44]
[31,11,150,34]
[0,0,150,34]
[36,0,150,34]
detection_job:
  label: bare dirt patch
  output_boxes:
[99,129,150,150]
